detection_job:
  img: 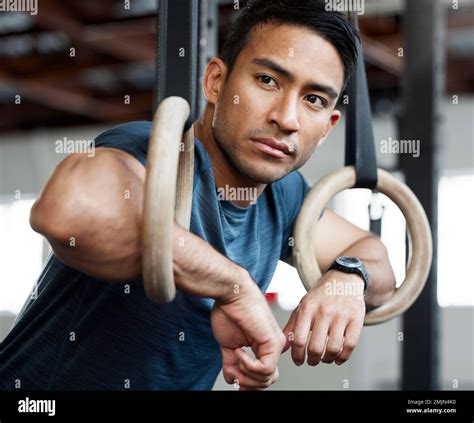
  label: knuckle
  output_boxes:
[319,304,336,316]
[307,346,323,358]
[341,312,354,321]
[292,338,306,348]
[337,352,349,361]
[277,333,286,347]
[326,346,340,355]
[345,341,357,351]
[292,352,304,365]
[299,301,314,314]
[349,313,363,324]
[260,366,274,377]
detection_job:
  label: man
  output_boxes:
[0,0,395,390]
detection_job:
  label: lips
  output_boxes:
[251,137,292,158]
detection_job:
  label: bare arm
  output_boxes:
[283,209,396,367]
[30,147,245,300]
[313,209,396,308]
[284,209,395,308]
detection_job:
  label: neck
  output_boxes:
[192,106,266,208]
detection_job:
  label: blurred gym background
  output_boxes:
[0,0,472,390]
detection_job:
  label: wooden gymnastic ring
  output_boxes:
[143,97,194,303]
[293,166,432,325]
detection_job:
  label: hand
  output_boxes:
[211,277,286,390]
[283,270,366,366]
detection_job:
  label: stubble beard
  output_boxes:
[211,106,296,185]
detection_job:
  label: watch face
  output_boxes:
[337,256,361,268]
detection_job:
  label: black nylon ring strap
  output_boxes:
[156,0,199,131]
[344,17,378,190]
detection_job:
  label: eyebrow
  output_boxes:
[251,57,339,101]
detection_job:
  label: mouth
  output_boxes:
[251,138,292,159]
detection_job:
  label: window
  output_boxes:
[438,173,474,307]
[0,198,44,314]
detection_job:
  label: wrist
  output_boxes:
[321,270,367,298]
[325,269,366,287]
[216,267,257,305]
[172,224,256,302]
[327,256,369,292]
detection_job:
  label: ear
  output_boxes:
[202,58,229,105]
[317,110,341,147]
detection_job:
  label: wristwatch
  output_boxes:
[328,256,369,292]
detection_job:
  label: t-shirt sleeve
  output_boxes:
[93,121,152,167]
[279,171,320,261]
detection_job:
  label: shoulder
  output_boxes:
[94,121,152,167]
[95,121,152,142]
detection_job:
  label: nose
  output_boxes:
[267,93,300,133]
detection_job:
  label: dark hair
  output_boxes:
[220,0,360,93]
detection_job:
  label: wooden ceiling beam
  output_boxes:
[361,34,403,77]
[2,76,139,121]
[35,0,154,62]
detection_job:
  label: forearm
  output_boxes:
[173,224,253,302]
[340,236,396,309]
[44,219,250,302]
[31,149,253,301]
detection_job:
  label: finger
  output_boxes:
[282,310,297,353]
[238,361,279,386]
[248,336,284,375]
[239,371,278,391]
[306,315,331,366]
[239,385,263,391]
[335,320,362,365]
[221,347,239,384]
[238,361,271,383]
[223,364,239,385]
[236,347,279,380]
[291,308,313,366]
[227,365,278,390]
[321,319,346,364]
[236,349,275,383]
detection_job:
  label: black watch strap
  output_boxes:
[328,256,369,292]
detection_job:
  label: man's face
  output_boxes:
[209,22,344,184]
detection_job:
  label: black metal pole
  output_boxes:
[399,0,445,390]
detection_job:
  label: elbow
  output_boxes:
[366,241,397,309]
[380,243,397,293]
[29,197,69,244]
[30,199,50,236]
[381,276,396,304]
[378,244,397,300]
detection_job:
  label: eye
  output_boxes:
[306,94,327,108]
[257,75,278,88]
